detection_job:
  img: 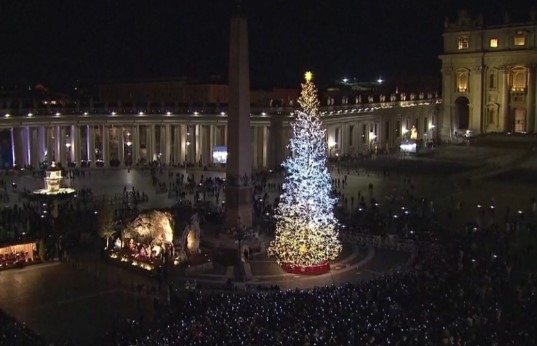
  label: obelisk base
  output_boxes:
[225,185,253,230]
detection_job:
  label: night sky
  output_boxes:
[1,0,535,90]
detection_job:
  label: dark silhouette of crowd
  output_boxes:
[2,165,537,345]
[0,309,47,346]
[95,190,537,346]
[97,229,536,345]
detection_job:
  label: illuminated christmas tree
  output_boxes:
[268,72,342,274]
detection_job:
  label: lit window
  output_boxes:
[489,38,498,48]
[512,69,527,92]
[514,36,526,46]
[457,71,469,92]
[458,36,469,50]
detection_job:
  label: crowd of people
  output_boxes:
[100,223,536,345]
[2,161,537,345]
[0,309,48,346]
[96,165,535,345]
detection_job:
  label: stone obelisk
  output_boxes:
[226,4,252,230]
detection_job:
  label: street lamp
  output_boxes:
[369,132,377,153]
[328,139,336,158]
[402,127,409,140]
[65,142,72,163]
[124,130,133,166]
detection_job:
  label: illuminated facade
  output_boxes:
[0,93,439,169]
[440,10,537,139]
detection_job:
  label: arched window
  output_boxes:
[511,67,527,92]
[456,70,469,93]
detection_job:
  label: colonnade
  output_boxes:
[325,110,438,156]
[3,99,440,169]
[8,123,238,169]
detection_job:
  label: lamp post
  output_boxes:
[429,124,436,147]
[369,132,377,154]
[328,139,336,158]
[65,142,72,164]
[125,139,132,167]
[402,128,409,141]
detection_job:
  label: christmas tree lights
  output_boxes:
[268,72,342,273]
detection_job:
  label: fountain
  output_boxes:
[32,161,75,218]
[33,161,76,196]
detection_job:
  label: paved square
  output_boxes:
[0,263,155,346]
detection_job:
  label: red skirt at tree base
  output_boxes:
[281,262,330,275]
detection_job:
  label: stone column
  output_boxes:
[30,127,39,168]
[52,126,58,163]
[118,127,125,165]
[88,125,96,165]
[46,126,54,163]
[262,125,268,168]
[103,125,109,167]
[165,125,172,164]
[74,125,82,165]
[205,125,211,166]
[11,127,28,166]
[195,124,201,165]
[526,65,536,133]
[37,127,45,164]
[22,127,30,166]
[157,125,164,161]
[376,120,382,149]
[58,126,66,166]
[175,125,182,163]
[149,124,156,162]
[181,124,188,164]
[340,123,346,156]
[209,124,215,165]
[20,127,28,166]
[268,117,283,168]
[131,125,138,165]
[10,128,16,167]
[500,67,510,131]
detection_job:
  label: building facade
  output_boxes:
[0,93,439,170]
[440,11,537,139]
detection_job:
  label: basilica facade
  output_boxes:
[439,11,537,139]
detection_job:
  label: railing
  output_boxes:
[0,98,441,119]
